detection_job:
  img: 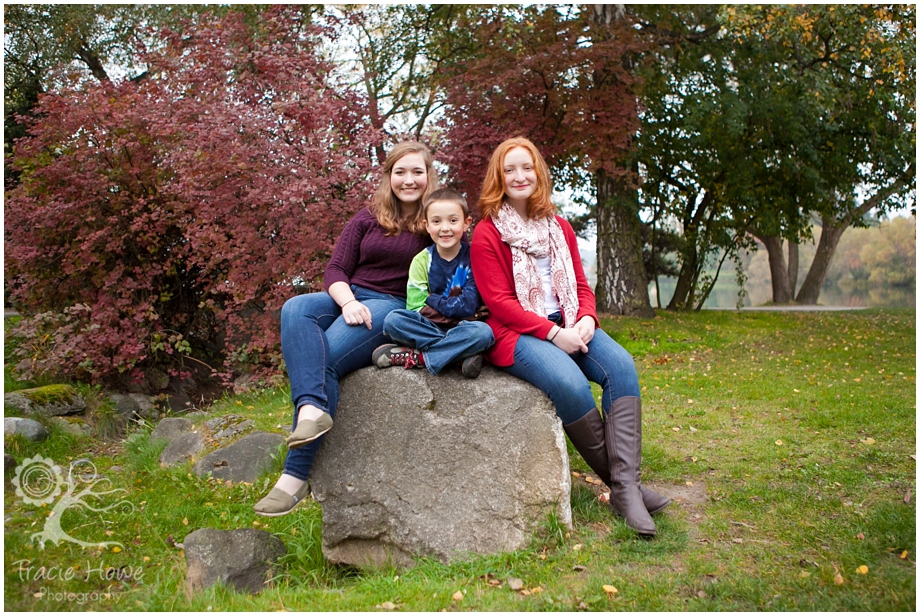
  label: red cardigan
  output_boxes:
[470,215,599,367]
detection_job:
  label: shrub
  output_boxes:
[5,8,379,386]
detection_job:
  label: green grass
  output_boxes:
[4,309,915,610]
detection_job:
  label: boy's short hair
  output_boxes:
[423,188,469,218]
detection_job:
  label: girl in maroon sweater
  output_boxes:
[255,142,435,516]
[470,137,669,536]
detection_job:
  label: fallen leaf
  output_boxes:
[834,573,845,585]
[507,578,524,591]
[380,601,396,610]
[573,543,583,551]
[900,551,908,559]
[672,427,681,432]
[685,481,694,486]
[856,565,868,575]
[531,587,543,594]
[602,584,618,595]
[520,589,531,596]
[112,546,122,553]
[862,437,876,445]
[732,538,743,544]
[905,489,911,504]
[856,533,865,540]
[798,571,811,579]
[183,517,189,526]
[573,565,588,572]
[452,591,464,602]
[697,590,707,598]
[775,440,783,446]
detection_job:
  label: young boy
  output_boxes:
[373,189,494,378]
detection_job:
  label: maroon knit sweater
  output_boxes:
[324,207,430,297]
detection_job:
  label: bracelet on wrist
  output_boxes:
[342,298,357,309]
[548,326,560,341]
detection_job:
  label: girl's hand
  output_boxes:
[551,327,589,354]
[574,316,595,346]
[342,300,372,329]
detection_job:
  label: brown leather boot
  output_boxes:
[564,410,671,515]
[604,396,656,536]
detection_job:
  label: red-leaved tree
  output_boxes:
[5,8,379,387]
[433,6,651,315]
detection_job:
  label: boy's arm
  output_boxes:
[425,264,481,318]
[405,249,432,312]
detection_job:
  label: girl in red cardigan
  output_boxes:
[470,137,669,536]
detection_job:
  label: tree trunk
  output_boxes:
[590,4,653,317]
[666,237,697,310]
[794,220,845,305]
[787,240,799,294]
[759,235,794,303]
[595,168,654,317]
[795,174,911,304]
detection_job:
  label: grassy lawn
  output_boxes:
[3,309,915,611]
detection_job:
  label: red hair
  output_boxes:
[478,137,556,220]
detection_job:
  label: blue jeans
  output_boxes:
[280,285,405,480]
[382,309,494,375]
[501,328,640,425]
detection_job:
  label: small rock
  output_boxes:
[193,432,285,483]
[214,420,254,441]
[184,528,286,594]
[48,416,92,437]
[4,417,49,442]
[107,392,142,420]
[5,454,18,474]
[150,417,194,444]
[128,393,156,419]
[160,432,205,467]
[507,578,524,591]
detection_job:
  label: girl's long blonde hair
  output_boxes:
[370,141,439,236]
[478,137,556,220]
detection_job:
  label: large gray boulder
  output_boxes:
[311,366,571,569]
[4,385,85,417]
[184,528,286,594]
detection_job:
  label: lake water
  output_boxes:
[648,278,916,310]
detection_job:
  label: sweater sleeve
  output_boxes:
[405,249,431,312]
[471,220,556,340]
[323,210,368,291]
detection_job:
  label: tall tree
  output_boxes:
[725,4,916,304]
[589,5,654,317]
[436,5,649,314]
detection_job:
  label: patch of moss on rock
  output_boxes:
[3,384,86,417]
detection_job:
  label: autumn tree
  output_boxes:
[436,5,649,314]
[5,9,377,386]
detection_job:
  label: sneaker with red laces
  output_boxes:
[372,344,424,369]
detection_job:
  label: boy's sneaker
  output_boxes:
[460,354,483,379]
[372,344,424,369]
